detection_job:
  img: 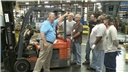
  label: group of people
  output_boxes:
[60,13,83,68]
[83,12,121,72]
[32,11,121,72]
[33,11,83,72]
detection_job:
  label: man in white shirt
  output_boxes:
[104,15,120,72]
[60,13,76,64]
[87,14,107,72]
[60,13,76,38]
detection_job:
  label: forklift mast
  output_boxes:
[2,2,68,71]
[2,1,16,72]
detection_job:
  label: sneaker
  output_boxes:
[70,62,77,65]
[87,66,96,71]
[82,61,90,65]
[75,64,81,68]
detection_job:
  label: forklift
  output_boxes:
[2,1,71,72]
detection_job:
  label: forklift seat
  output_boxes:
[33,42,40,50]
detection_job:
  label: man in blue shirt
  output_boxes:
[33,12,68,72]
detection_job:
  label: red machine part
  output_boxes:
[27,37,71,62]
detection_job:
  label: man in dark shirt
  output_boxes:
[82,13,98,65]
[70,14,83,68]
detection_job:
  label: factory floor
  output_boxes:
[1,32,128,72]
[50,34,128,72]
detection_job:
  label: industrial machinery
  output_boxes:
[2,1,71,72]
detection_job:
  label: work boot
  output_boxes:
[75,64,81,68]
[87,66,96,71]
[82,61,90,65]
[70,62,77,65]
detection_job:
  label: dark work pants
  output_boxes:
[104,51,118,72]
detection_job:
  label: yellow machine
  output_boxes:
[83,25,89,35]
[125,26,128,34]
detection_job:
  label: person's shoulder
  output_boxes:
[79,23,83,27]
[43,20,48,23]
[53,19,58,23]
[98,23,105,28]
[70,20,76,23]
[89,20,93,24]
[72,20,76,22]
[80,23,83,25]
[41,20,49,26]
[109,25,116,30]
[109,25,115,28]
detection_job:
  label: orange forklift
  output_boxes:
[14,7,71,72]
[2,2,71,72]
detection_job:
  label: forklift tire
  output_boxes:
[14,60,30,72]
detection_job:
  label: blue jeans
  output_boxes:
[72,42,81,65]
[85,39,91,62]
[104,51,118,72]
[91,49,104,72]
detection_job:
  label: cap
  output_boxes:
[104,15,113,22]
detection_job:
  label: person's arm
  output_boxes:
[94,36,102,45]
[91,25,106,49]
[113,40,119,47]
[57,11,69,25]
[72,24,83,38]
[58,21,64,26]
[40,32,48,48]
[40,24,49,48]
[72,32,81,38]
[110,26,119,47]
[91,36,103,49]
[87,28,90,38]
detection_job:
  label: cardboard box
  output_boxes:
[123,43,128,49]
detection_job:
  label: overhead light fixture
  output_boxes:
[62,4,65,6]
[74,4,78,6]
[62,9,65,11]
[51,5,54,8]
[45,5,50,8]
[85,0,88,2]
[66,0,70,2]
[25,2,29,5]
[44,1,48,4]
[120,18,123,19]
[78,5,81,8]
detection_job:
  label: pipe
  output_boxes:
[64,16,66,42]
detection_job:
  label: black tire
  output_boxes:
[14,60,30,72]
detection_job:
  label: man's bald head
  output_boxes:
[68,13,74,21]
[48,12,55,17]
[48,12,56,23]
[75,14,81,22]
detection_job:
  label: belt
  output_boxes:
[40,39,53,44]
[47,41,53,44]
[66,35,71,36]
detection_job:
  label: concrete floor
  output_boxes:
[50,45,128,72]
[50,33,128,72]
[1,33,128,72]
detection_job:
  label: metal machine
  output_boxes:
[2,1,71,72]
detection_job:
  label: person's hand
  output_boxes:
[44,42,48,48]
[117,46,122,50]
[64,11,69,16]
[70,37,73,40]
[91,44,96,49]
